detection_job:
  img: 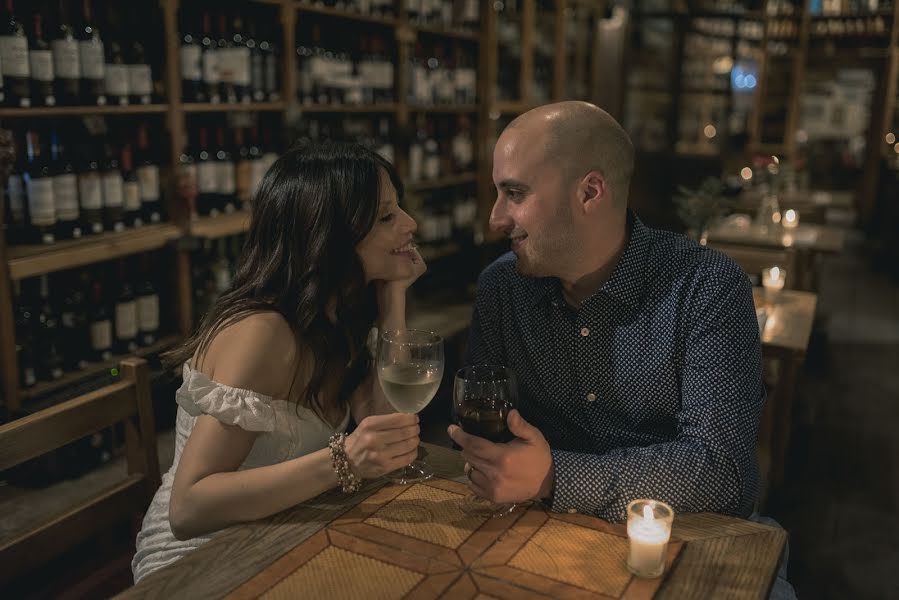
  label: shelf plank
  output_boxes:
[189,213,251,239]
[296,103,399,113]
[19,335,182,401]
[408,104,479,113]
[294,3,398,26]
[183,101,286,113]
[412,24,479,41]
[0,104,168,118]
[406,173,477,192]
[7,224,182,280]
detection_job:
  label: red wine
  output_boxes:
[457,399,514,443]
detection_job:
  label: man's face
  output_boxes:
[490,128,577,278]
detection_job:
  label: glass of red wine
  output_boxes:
[452,365,519,517]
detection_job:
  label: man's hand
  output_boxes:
[447,409,555,505]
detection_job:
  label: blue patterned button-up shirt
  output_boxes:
[467,212,764,522]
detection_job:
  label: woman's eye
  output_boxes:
[379,213,395,223]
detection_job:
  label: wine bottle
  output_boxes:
[77,140,104,235]
[36,274,65,381]
[136,253,159,347]
[50,129,82,239]
[29,13,56,107]
[217,13,236,103]
[248,125,265,199]
[24,131,56,244]
[215,126,236,213]
[6,133,27,243]
[78,0,106,105]
[136,123,162,223]
[231,15,251,103]
[121,144,142,227]
[60,271,89,370]
[51,0,81,104]
[89,279,112,361]
[180,7,202,102]
[234,127,252,204]
[114,259,138,354]
[248,22,264,102]
[101,143,125,232]
[261,23,279,101]
[128,37,153,105]
[104,39,129,106]
[13,279,37,387]
[200,11,219,103]
[196,126,218,216]
[1,0,30,107]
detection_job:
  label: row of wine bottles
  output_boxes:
[13,253,163,388]
[415,186,478,245]
[297,0,481,29]
[191,234,245,323]
[0,0,159,107]
[4,122,164,245]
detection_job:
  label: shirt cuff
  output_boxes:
[548,448,603,516]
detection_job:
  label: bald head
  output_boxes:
[504,102,635,207]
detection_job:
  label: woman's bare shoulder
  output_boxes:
[195,311,300,398]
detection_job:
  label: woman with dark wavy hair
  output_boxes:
[132,141,424,582]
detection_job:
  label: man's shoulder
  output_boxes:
[644,225,744,284]
[477,251,521,290]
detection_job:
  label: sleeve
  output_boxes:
[548,263,765,522]
[177,364,277,433]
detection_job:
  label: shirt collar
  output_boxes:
[522,210,652,310]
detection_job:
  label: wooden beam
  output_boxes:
[553,0,568,101]
[784,0,811,162]
[521,0,536,105]
[0,231,19,412]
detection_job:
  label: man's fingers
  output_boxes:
[448,425,503,461]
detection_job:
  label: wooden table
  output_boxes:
[734,190,854,225]
[120,444,787,600]
[753,287,818,499]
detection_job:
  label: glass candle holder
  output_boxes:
[762,266,786,303]
[626,499,674,578]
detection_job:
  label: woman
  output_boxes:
[132,142,424,582]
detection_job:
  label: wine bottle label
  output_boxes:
[123,181,141,211]
[128,64,153,95]
[24,367,36,387]
[79,40,105,79]
[115,301,138,339]
[197,162,218,193]
[78,173,103,210]
[409,145,423,180]
[217,47,235,84]
[202,49,219,83]
[29,50,54,82]
[91,319,112,350]
[137,294,160,331]
[424,155,440,179]
[233,47,250,86]
[105,63,130,96]
[359,62,377,89]
[61,310,76,328]
[378,62,394,90]
[7,174,25,222]
[27,177,56,226]
[180,44,202,81]
[102,173,124,208]
[0,35,29,77]
[137,165,160,201]
[414,66,429,102]
[217,161,236,194]
[53,173,80,220]
[51,38,80,78]
[213,265,231,293]
[252,51,264,91]
[452,135,473,167]
[236,160,251,201]
[250,159,266,197]
[464,0,479,21]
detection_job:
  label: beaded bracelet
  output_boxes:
[328,433,362,493]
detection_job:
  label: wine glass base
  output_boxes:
[387,460,433,485]
[459,494,520,518]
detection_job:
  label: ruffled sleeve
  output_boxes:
[176,363,277,432]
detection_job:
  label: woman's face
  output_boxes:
[356,171,418,283]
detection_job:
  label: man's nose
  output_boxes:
[489,198,510,232]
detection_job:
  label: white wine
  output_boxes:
[378,362,442,413]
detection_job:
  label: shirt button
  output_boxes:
[567,508,578,514]
[580,327,590,337]
[586,393,597,402]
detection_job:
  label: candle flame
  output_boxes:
[643,505,654,522]
[785,209,797,222]
[770,266,780,279]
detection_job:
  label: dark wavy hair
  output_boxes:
[164,141,404,420]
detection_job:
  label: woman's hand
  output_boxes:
[344,413,420,479]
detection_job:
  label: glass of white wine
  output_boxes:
[377,328,444,484]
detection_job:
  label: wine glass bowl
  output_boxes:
[377,328,444,484]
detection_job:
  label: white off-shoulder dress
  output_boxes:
[131,363,350,583]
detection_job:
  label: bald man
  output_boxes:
[448,101,768,521]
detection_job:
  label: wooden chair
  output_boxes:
[0,357,161,585]
[706,242,799,289]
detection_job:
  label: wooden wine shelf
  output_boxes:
[294,3,399,27]
[408,104,479,113]
[406,172,477,192]
[7,224,182,281]
[419,242,462,262]
[494,101,537,115]
[0,104,168,118]
[296,103,399,113]
[183,101,286,113]
[412,24,480,41]
[189,212,251,239]
[20,335,181,401]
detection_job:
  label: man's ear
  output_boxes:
[580,171,607,212]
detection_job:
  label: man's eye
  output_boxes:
[506,190,523,201]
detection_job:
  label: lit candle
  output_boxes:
[626,499,674,578]
[783,209,799,229]
[762,266,786,302]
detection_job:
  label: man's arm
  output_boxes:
[549,265,764,522]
